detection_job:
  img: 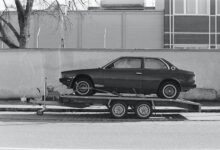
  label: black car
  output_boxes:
[59,57,196,99]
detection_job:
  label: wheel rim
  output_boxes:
[137,104,151,118]
[112,104,126,118]
[76,81,90,95]
[163,84,177,99]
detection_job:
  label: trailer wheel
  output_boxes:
[135,102,152,119]
[110,102,127,118]
[36,110,44,116]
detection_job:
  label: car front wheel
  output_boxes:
[74,78,94,96]
[158,82,180,99]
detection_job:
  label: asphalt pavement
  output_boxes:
[0,100,220,149]
[0,113,220,149]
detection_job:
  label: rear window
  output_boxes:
[144,59,167,70]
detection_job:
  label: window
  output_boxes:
[175,0,184,14]
[218,0,220,14]
[113,58,141,69]
[186,0,196,14]
[174,0,209,15]
[198,0,208,14]
[144,59,167,70]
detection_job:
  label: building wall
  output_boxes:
[164,0,220,49]
[0,48,220,99]
[1,10,164,49]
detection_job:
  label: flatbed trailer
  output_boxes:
[29,94,201,119]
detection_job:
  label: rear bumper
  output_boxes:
[181,83,196,92]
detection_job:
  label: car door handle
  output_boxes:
[136,72,142,75]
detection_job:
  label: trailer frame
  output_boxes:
[29,94,201,119]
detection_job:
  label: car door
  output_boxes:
[141,58,169,93]
[103,57,143,92]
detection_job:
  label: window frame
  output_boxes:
[106,57,142,69]
[174,0,210,15]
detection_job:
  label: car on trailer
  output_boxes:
[59,56,196,99]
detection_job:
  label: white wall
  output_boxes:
[0,49,219,99]
[1,10,164,49]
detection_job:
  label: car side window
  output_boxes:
[144,59,167,70]
[112,58,141,69]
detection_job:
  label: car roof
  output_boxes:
[119,56,162,60]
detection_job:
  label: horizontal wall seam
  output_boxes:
[165,32,220,34]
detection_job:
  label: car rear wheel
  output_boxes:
[110,102,127,118]
[158,81,180,99]
[135,102,152,119]
[74,78,94,96]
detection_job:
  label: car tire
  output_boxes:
[74,78,94,96]
[110,101,127,119]
[135,102,152,119]
[158,81,180,99]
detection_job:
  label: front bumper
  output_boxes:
[59,77,73,88]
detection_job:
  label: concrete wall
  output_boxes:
[0,48,220,100]
[1,10,164,49]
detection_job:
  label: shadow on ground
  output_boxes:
[0,112,188,123]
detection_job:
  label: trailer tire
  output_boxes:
[135,102,152,119]
[110,101,127,119]
[36,110,44,116]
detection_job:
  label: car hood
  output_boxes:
[61,68,99,77]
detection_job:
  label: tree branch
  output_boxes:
[2,0,8,10]
[0,37,19,48]
[15,0,25,30]
[0,23,19,48]
[0,16,20,40]
[25,0,34,16]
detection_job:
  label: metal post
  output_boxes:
[37,27,41,48]
[36,77,47,115]
[104,27,107,48]
[44,77,47,102]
